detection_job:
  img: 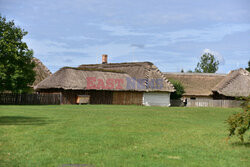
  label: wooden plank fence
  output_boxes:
[187,99,242,108]
[0,93,61,105]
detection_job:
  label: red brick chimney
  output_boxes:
[102,54,108,64]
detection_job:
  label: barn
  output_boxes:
[164,72,226,101]
[35,57,175,106]
[212,68,250,99]
[164,69,249,107]
[164,68,250,101]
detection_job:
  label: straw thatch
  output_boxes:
[32,58,52,87]
[78,62,175,92]
[164,72,226,96]
[212,68,250,97]
[35,62,175,92]
[35,67,144,91]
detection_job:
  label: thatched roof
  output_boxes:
[164,72,226,96]
[32,58,52,87]
[78,62,175,92]
[35,68,137,91]
[212,68,250,97]
[35,62,174,92]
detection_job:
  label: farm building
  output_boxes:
[164,72,226,101]
[164,68,250,100]
[212,68,250,99]
[35,56,175,106]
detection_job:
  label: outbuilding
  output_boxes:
[35,56,175,106]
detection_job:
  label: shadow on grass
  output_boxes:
[231,141,250,148]
[0,116,52,125]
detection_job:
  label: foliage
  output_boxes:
[169,79,185,99]
[195,53,219,73]
[227,96,250,142]
[0,15,35,93]
[246,60,250,72]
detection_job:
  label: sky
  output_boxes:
[0,0,249,73]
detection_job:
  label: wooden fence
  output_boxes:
[0,93,61,105]
[187,99,242,108]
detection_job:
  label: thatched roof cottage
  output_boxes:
[164,69,250,100]
[35,55,175,106]
[164,72,226,100]
[212,68,250,98]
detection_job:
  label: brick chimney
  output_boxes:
[102,54,108,64]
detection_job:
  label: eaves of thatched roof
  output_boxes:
[212,68,250,97]
[164,72,226,96]
[32,57,52,87]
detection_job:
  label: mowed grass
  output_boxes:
[0,105,249,167]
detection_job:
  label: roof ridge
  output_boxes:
[61,66,126,73]
[79,61,153,67]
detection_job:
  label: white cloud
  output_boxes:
[90,23,150,36]
[24,37,142,64]
[202,48,225,65]
[60,35,99,41]
[24,38,68,55]
[90,23,250,47]
[148,23,250,47]
[130,44,145,49]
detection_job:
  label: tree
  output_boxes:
[227,96,250,142]
[246,60,250,72]
[169,79,185,99]
[0,15,35,93]
[195,53,219,73]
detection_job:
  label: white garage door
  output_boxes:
[143,92,170,106]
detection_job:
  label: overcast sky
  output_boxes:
[1,0,249,73]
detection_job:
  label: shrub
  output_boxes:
[227,96,250,142]
[169,79,185,100]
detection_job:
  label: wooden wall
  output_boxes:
[38,89,142,105]
[112,91,143,105]
[61,90,113,104]
[187,99,242,108]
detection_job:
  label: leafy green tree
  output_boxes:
[0,15,35,93]
[227,96,250,142]
[246,60,250,72]
[169,79,185,99]
[195,53,219,73]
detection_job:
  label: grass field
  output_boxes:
[0,105,249,167]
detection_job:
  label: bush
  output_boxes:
[169,79,185,99]
[227,96,250,142]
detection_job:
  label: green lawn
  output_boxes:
[0,105,249,167]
